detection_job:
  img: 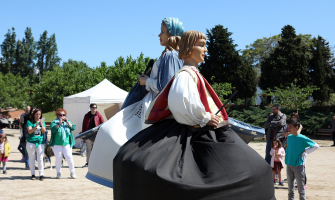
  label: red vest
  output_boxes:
[145,67,229,125]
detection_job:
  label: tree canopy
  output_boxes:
[199,25,256,103]
[259,25,310,91]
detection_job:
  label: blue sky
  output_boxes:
[1,0,334,68]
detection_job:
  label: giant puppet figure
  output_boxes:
[113,31,276,200]
[86,18,185,186]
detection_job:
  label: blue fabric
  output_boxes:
[86,172,113,188]
[24,142,29,167]
[43,129,49,145]
[157,50,183,91]
[162,17,184,36]
[121,50,183,110]
[51,118,70,142]
[120,84,148,110]
[285,134,315,166]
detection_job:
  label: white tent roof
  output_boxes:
[63,79,128,148]
[64,79,128,103]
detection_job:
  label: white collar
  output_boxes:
[183,65,199,72]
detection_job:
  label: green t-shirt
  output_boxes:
[50,120,75,146]
[285,134,315,166]
[53,127,70,146]
[26,120,46,146]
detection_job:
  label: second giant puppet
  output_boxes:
[86,18,185,187]
[113,31,275,200]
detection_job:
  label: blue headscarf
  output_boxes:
[162,17,184,36]
[120,18,184,110]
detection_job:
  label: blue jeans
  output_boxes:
[24,142,29,167]
[18,144,25,157]
[287,165,306,200]
[265,140,271,165]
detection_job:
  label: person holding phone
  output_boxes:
[26,108,46,181]
[49,108,76,179]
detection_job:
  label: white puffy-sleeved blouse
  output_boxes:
[168,65,212,127]
[145,58,161,95]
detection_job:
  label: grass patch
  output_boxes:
[43,111,56,122]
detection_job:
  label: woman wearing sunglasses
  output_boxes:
[49,108,76,179]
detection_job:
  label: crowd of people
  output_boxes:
[0,104,105,181]
[264,104,320,200]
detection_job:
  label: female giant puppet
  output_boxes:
[113,31,276,200]
[86,18,185,187]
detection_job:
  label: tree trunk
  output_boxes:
[267,96,272,105]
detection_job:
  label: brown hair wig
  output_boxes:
[161,23,182,56]
[178,30,206,60]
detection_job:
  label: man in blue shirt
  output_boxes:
[285,119,319,200]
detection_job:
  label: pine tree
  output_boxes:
[36,31,60,75]
[309,36,335,103]
[45,34,61,71]
[14,39,23,75]
[0,27,17,74]
[36,30,48,75]
[199,25,257,102]
[199,25,242,85]
[236,59,257,105]
[21,27,37,77]
[259,25,309,91]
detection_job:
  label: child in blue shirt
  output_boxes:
[285,119,319,200]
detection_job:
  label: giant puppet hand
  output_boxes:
[206,113,219,127]
[138,75,149,86]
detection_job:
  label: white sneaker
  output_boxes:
[70,172,76,179]
[56,172,61,179]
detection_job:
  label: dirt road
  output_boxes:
[1,128,334,200]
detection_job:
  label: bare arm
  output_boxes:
[27,124,38,134]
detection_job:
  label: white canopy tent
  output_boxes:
[63,79,128,147]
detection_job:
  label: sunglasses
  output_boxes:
[58,114,66,116]
[91,107,97,109]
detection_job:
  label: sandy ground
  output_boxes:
[0,128,334,200]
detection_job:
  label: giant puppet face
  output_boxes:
[189,38,207,64]
[158,23,170,47]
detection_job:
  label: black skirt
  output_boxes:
[113,119,275,200]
